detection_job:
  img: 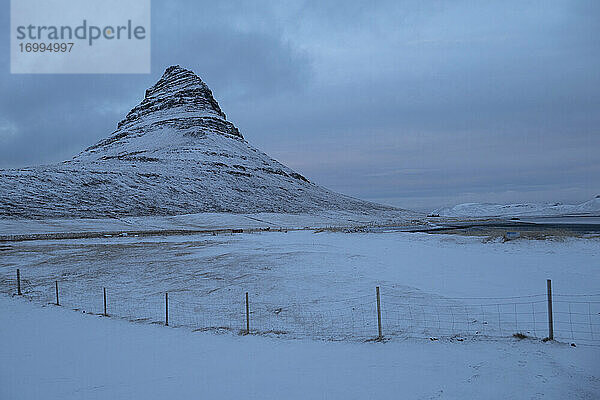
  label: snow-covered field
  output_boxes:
[1,231,599,342]
[1,230,599,398]
[2,294,599,400]
[0,210,423,240]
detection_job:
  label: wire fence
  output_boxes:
[3,270,600,345]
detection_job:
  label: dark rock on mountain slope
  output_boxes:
[0,66,398,219]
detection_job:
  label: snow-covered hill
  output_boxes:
[0,66,400,219]
[433,196,600,218]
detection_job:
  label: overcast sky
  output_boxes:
[1,0,598,211]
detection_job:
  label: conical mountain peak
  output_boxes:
[115,65,232,133]
[143,65,224,117]
[84,66,242,154]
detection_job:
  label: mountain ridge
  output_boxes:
[433,196,600,218]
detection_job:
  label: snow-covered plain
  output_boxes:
[2,231,599,342]
[2,294,599,400]
[0,210,424,240]
[1,230,599,399]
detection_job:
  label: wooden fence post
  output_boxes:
[245,292,250,334]
[165,292,169,326]
[103,287,107,316]
[376,286,382,340]
[547,279,554,340]
[55,281,59,306]
[16,269,22,296]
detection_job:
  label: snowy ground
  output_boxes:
[1,294,599,399]
[0,210,424,240]
[1,231,599,342]
[1,230,599,398]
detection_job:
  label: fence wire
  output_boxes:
[2,273,599,345]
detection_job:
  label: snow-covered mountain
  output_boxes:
[0,65,397,219]
[433,196,600,218]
